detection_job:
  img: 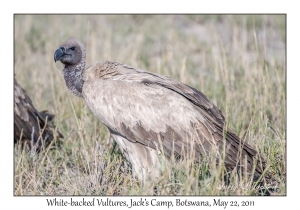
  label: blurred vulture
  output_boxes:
[14,78,62,151]
[54,38,265,181]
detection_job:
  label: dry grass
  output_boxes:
[14,14,286,195]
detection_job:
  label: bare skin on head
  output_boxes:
[54,38,265,182]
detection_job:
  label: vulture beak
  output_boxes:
[54,47,66,62]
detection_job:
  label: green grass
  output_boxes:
[14,14,286,195]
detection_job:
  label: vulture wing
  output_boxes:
[14,78,63,151]
[82,61,263,174]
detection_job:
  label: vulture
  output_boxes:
[14,78,63,151]
[54,38,265,181]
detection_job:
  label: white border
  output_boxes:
[2,0,296,209]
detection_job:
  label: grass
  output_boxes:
[14,14,286,195]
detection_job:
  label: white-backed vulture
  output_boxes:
[14,78,63,151]
[54,38,265,181]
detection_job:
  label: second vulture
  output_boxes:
[14,78,63,151]
[54,38,265,182]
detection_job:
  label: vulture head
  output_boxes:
[54,38,86,97]
[54,38,85,66]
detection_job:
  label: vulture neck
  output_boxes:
[63,60,85,97]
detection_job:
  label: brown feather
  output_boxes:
[14,78,63,151]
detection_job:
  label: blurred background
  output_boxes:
[14,15,286,195]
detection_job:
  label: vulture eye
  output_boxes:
[70,47,75,51]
